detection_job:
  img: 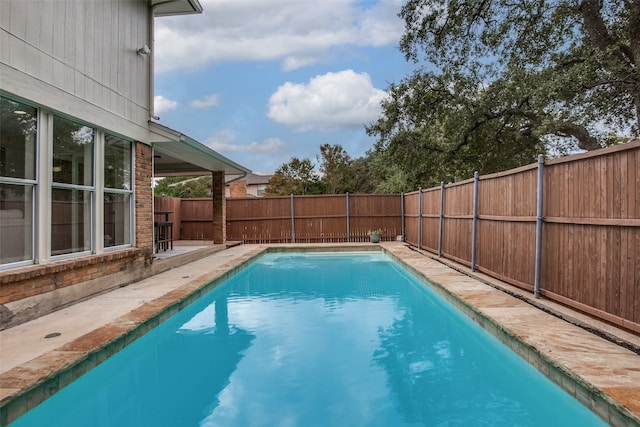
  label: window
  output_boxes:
[104,135,132,248]
[0,96,36,266]
[1,97,135,267]
[51,116,94,256]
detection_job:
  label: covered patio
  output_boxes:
[149,122,250,256]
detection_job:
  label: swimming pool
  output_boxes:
[10,252,608,426]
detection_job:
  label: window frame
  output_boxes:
[0,95,38,269]
[50,115,96,260]
[103,135,134,250]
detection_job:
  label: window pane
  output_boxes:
[53,116,94,186]
[51,188,91,255]
[0,183,33,264]
[104,192,131,247]
[105,135,131,190]
[0,97,37,180]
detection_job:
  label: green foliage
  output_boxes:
[154,176,211,198]
[264,157,322,196]
[366,0,640,187]
[318,144,377,194]
[265,145,379,195]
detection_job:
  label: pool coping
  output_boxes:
[0,243,638,426]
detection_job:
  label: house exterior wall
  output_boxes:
[0,0,237,328]
[0,0,157,328]
[0,142,155,329]
[0,0,150,141]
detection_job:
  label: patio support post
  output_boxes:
[345,192,350,242]
[418,188,422,250]
[290,193,295,243]
[212,171,226,244]
[534,154,544,298]
[438,181,445,257]
[471,171,479,272]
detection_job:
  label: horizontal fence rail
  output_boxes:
[155,140,640,333]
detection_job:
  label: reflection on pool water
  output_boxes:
[11,252,608,426]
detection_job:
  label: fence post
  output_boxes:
[401,192,405,242]
[471,171,479,272]
[346,192,350,242]
[438,181,445,257]
[290,193,295,243]
[534,154,544,298]
[417,188,422,250]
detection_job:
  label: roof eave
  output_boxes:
[152,0,203,17]
[149,122,251,177]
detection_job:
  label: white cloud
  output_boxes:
[190,94,220,109]
[267,70,387,131]
[205,130,285,154]
[154,0,405,73]
[154,95,178,114]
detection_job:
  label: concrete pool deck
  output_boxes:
[0,243,639,426]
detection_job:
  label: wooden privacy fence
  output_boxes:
[153,197,220,241]
[226,194,403,243]
[406,141,639,333]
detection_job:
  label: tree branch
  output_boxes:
[554,124,602,151]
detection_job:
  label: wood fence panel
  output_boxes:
[441,181,474,265]
[294,217,348,242]
[226,197,292,243]
[292,195,347,242]
[541,146,640,325]
[404,192,419,247]
[476,220,536,289]
[479,166,538,217]
[180,198,212,240]
[475,167,538,289]
[420,188,441,252]
[350,194,402,242]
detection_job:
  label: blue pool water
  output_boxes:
[11,252,608,426]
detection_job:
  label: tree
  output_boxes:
[399,0,639,137]
[367,0,639,187]
[154,176,211,198]
[318,144,350,194]
[264,157,322,196]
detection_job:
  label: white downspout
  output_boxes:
[149,1,175,121]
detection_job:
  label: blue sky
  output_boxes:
[153,0,418,174]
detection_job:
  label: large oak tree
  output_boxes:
[367,0,639,188]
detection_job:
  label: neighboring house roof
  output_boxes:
[152,0,203,17]
[149,122,251,178]
[225,173,273,185]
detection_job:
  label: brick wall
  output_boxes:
[212,171,226,244]
[0,249,139,304]
[229,180,247,198]
[135,142,154,257]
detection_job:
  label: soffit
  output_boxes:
[152,0,203,17]
[149,122,251,178]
